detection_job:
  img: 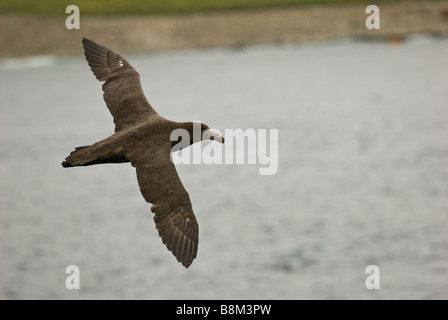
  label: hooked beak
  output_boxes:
[203,129,225,143]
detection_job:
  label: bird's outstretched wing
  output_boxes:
[82,38,158,131]
[126,142,199,268]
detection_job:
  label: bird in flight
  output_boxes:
[62,38,224,268]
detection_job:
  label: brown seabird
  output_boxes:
[62,38,224,268]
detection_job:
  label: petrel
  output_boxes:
[62,38,224,268]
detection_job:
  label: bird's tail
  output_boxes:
[62,144,129,168]
[62,145,95,167]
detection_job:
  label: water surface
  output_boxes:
[1,38,447,299]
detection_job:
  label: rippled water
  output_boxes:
[1,38,447,299]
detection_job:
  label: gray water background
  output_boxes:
[1,37,447,299]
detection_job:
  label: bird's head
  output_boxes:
[200,123,225,144]
[172,122,224,149]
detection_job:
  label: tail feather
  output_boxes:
[62,145,91,167]
[62,145,129,168]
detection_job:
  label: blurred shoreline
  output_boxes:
[1,1,448,59]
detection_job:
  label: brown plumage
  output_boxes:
[62,38,224,268]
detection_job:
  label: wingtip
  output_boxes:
[180,257,194,268]
[81,37,91,51]
[82,37,101,50]
[179,244,197,268]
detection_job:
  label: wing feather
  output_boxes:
[82,38,158,131]
[127,143,199,268]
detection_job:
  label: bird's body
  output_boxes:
[62,38,224,268]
